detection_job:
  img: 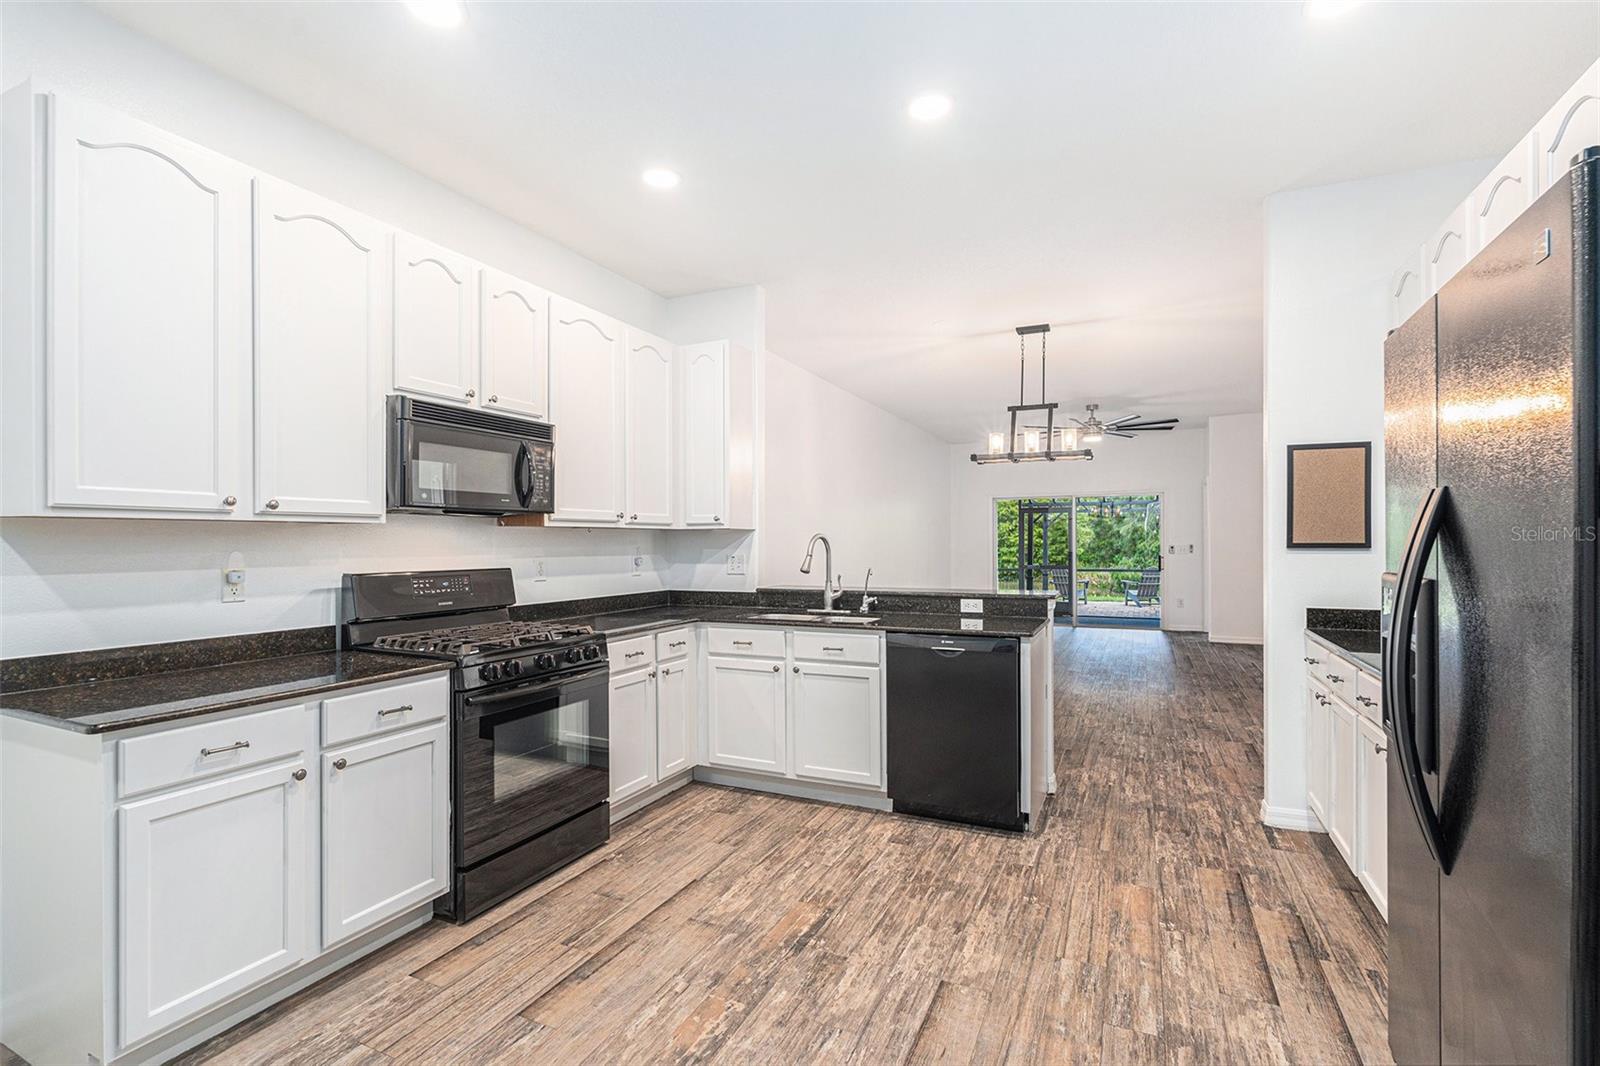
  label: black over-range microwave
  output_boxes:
[388,396,554,515]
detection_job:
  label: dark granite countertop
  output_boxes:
[1,652,453,735]
[572,605,1048,640]
[1306,628,1381,676]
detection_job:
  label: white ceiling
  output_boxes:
[97,1,1599,442]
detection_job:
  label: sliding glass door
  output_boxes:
[993,494,1162,628]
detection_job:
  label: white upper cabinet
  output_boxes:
[1388,247,1427,332]
[549,296,625,524]
[625,327,675,526]
[681,342,727,526]
[46,95,250,514]
[479,267,550,420]
[1424,203,1470,295]
[392,232,479,403]
[1469,135,1535,252]
[1534,59,1600,192]
[253,178,387,519]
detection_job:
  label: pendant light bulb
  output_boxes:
[988,433,1005,455]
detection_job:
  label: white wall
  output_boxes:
[760,354,950,590]
[1205,413,1264,644]
[947,429,1208,630]
[1260,159,1489,826]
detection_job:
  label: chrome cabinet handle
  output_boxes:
[772,664,780,672]
[616,511,625,519]
[661,667,671,676]
[465,389,476,398]
[733,640,752,647]
[1326,673,1344,683]
[713,514,721,522]
[223,495,237,507]
[378,704,413,717]
[648,669,657,678]
[487,394,498,403]
[1303,657,1319,665]
[292,768,307,781]
[822,646,845,653]
[625,650,646,659]
[1356,695,1378,708]
[669,641,686,649]
[266,499,281,510]
[333,757,348,771]
[792,665,799,673]
[630,513,638,520]
[1313,694,1329,706]
[1374,741,1389,755]
[200,740,250,757]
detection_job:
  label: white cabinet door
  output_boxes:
[1306,682,1330,828]
[549,297,624,523]
[46,95,250,514]
[253,178,387,519]
[118,761,310,1048]
[609,667,657,803]
[1469,137,1535,252]
[1388,247,1427,332]
[1327,696,1359,864]
[1535,60,1600,192]
[480,267,550,420]
[792,662,881,787]
[1424,204,1470,296]
[706,655,786,775]
[321,722,448,948]
[624,327,674,526]
[681,342,728,526]
[656,657,695,779]
[392,232,478,403]
[1356,715,1389,918]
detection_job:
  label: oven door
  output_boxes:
[393,416,551,514]
[455,664,609,867]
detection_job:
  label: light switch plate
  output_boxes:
[960,598,983,614]
[726,553,747,576]
[960,617,983,631]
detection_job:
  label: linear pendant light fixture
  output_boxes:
[970,324,1094,465]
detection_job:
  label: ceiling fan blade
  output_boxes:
[1119,418,1180,429]
[1107,431,1136,439]
[1127,425,1176,431]
[1105,414,1142,427]
[1070,418,1090,428]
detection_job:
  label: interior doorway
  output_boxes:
[993,494,1163,628]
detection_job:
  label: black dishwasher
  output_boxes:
[886,633,1023,831]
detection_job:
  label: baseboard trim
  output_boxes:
[1209,634,1265,645]
[610,771,694,824]
[1260,799,1323,832]
[1162,623,1205,633]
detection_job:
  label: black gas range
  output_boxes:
[342,568,610,922]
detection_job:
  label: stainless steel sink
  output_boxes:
[745,613,879,624]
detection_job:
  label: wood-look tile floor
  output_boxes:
[181,628,1390,1066]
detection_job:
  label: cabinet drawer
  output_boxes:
[656,627,694,662]
[118,703,307,799]
[1355,670,1383,724]
[1302,637,1331,674]
[610,634,656,671]
[705,626,785,659]
[321,675,449,748]
[793,630,881,666]
[1317,655,1357,707]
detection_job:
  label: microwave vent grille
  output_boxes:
[400,397,553,440]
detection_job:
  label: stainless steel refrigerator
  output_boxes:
[1382,149,1598,1064]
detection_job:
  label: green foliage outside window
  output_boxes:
[995,495,1161,599]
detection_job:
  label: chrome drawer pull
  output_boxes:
[1326,674,1345,684]
[733,640,753,647]
[292,768,307,781]
[1303,657,1319,665]
[1355,695,1378,708]
[669,640,686,649]
[378,704,413,717]
[200,740,250,757]
[625,650,646,659]
[822,646,845,653]
[333,757,348,771]
[1374,741,1389,755]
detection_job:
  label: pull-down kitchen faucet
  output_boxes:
[799,533,844,612]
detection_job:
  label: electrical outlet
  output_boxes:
[222,567,245,603]
[960,617,983,631]
[960,598,983,614]
[726,553,747,576]
[1177,597,1186,608]
[632,554,645,578]
[533,559,547,582]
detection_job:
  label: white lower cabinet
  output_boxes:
[706,654,787,774]
[1356,714,1390,918]
[1306,681,1331,828]
[791,661,882,787]
[118,761,311,1048]
[321,721,449,947]
[1327,692,1359,863]
[656,654,696,779]
[609,665,658,803]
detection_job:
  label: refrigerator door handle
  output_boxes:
[1385,485,1450,872]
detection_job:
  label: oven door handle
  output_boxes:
[462,664,610,708]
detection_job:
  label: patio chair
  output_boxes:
[1040,566,1075,600]
[1122,568,1162,608]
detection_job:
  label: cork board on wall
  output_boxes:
[1286,442,1371,549]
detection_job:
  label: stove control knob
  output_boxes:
[535,653,556,670]
[505,659,523,678]
[582,644,600,661]
[565,647,582,664]
[480,662,502,682]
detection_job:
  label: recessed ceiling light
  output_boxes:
[403,0,465,29]
[908,93,953,123]
[642,167,681,190]
[1304,0,1365,18]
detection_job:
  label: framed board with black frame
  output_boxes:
[1286,441,1371,549]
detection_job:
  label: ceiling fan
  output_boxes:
[1072,403,1179,443]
